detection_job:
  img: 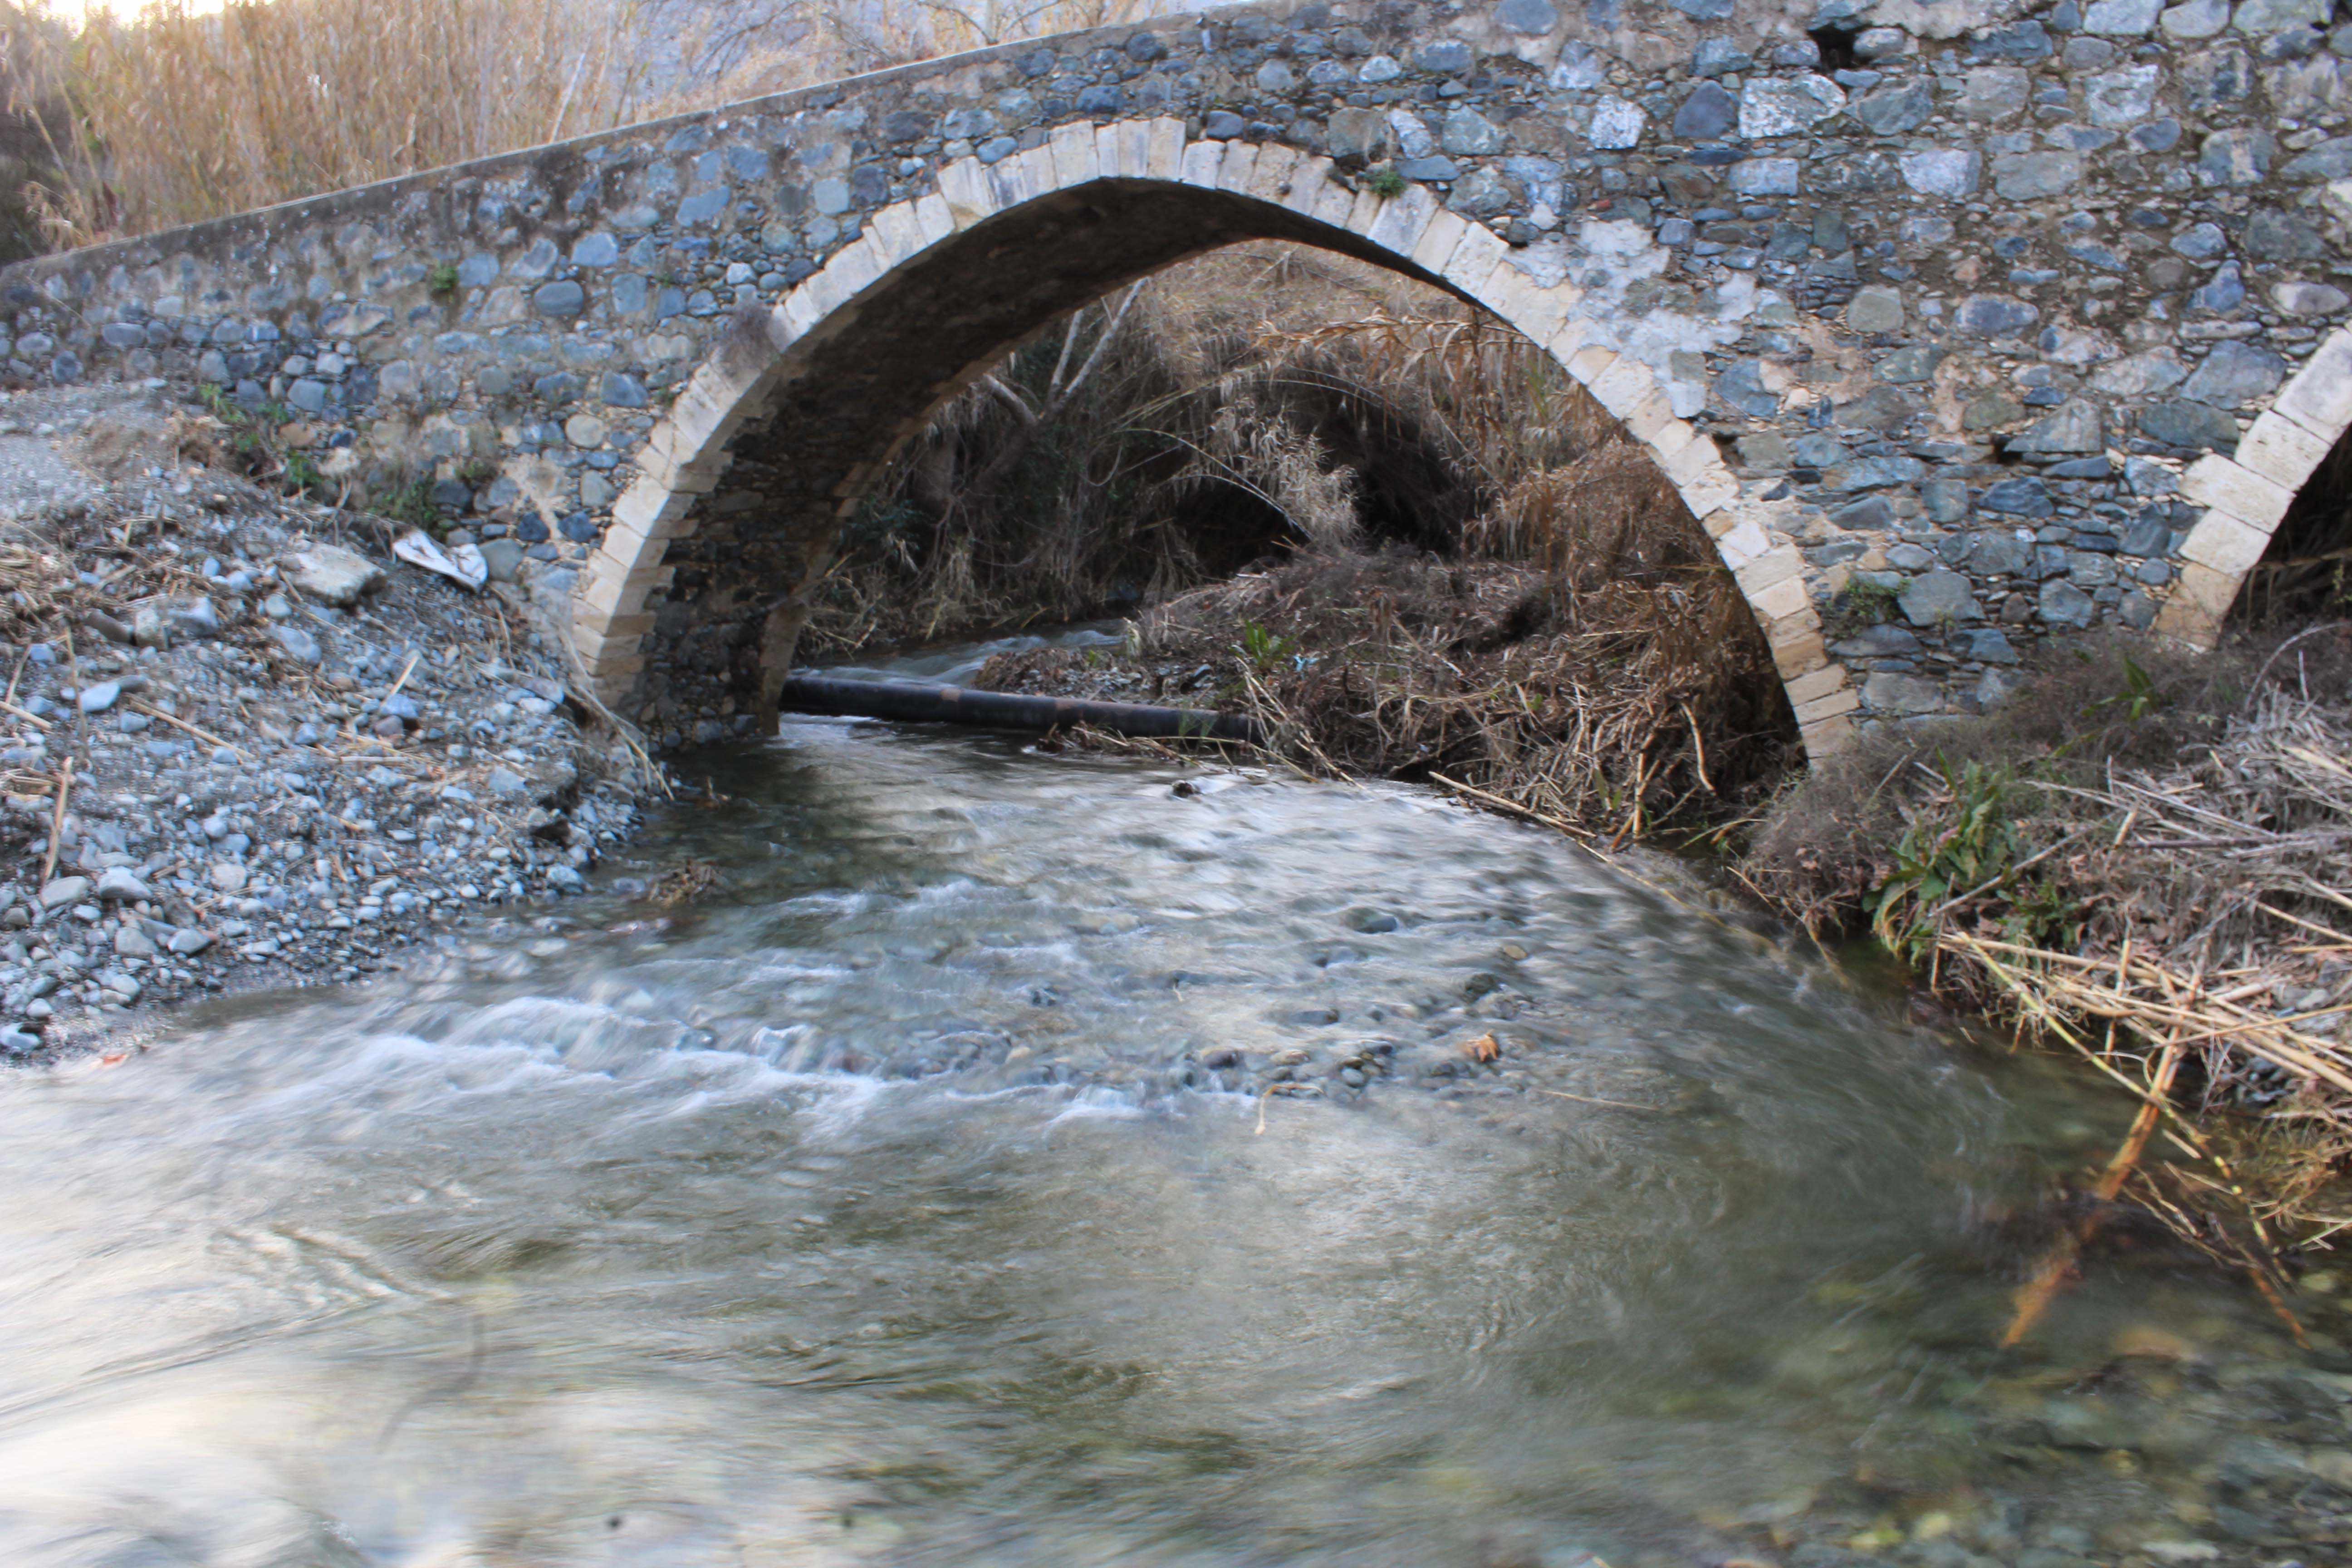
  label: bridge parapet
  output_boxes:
[5,0,2352,753]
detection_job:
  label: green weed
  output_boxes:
[1240,621,1295,673]
[1834,575,1901,631]
[380,478,439,529]
[1869,755,2077,965]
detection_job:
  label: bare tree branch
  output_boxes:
[1045,308,1083,398]
[978,373,1039,426]
[1053,281,1144,409]
[962,282,1147,503]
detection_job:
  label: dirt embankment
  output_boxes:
[0,383,659,1062]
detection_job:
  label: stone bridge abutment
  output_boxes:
[7,0,2352,758]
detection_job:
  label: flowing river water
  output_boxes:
[0,636,2347,1567]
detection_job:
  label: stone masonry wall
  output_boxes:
[4,0,2352,751]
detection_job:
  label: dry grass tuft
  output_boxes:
[14,0,663,245]
[3,0,1175,250]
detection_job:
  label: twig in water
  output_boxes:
[2002,1033,2185,1348]
[1532,1087,1661,1112]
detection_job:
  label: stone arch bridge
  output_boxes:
[8,0,2352,759]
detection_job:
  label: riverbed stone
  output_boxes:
[273,625,324,665]
[94,867,151,902]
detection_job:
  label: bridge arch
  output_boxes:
[2151,324,2352,650]
[574,118,1852,756]
[15,0,2352,751]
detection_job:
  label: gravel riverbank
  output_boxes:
[0,382,659,1062]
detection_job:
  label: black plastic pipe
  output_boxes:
[778,674,1262,744]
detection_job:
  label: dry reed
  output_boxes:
[801,244,1467,653]
[4,0,1175,250]
[990,529,1793,838]
[1743,635,2352,1276]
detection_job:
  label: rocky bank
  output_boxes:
[0,382,660,1062]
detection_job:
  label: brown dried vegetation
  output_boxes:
[883,244,1798,833]
[0,0,1173,251]
[1740,631,2352,1271]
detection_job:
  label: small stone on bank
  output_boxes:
[94,867,152,902]
[274,626,323,665]
[278,543,385,607]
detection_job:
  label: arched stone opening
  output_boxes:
[571,121,1850,755]
[2157,325,2352,651]
[2229,423,2352,631]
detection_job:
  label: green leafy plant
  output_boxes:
[427,261,460,298]
[2090,654,2166,723]
[1240,621,1295,673]
[1868,756,2077,964]
[379,477,439,529]
[1366,166,1409,200]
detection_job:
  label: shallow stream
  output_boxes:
[0,671,2347,1566]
